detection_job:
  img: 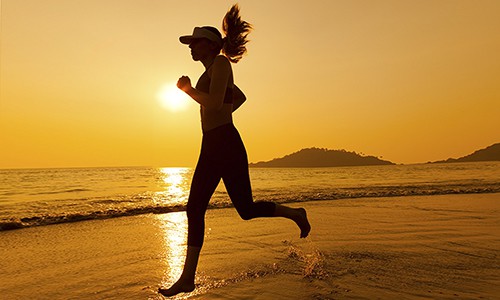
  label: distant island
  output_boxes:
[431,143,500,163]
[249,147,395,168]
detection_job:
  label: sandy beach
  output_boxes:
[1,193,499,299]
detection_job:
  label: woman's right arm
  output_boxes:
[177,56,231,111]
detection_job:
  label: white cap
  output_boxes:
[179,27,223,47]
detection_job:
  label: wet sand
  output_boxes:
[1,193,499,299]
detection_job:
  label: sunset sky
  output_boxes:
[1,0,499,168]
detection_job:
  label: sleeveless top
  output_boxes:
[195,68,234,103]
[195,63,234,132]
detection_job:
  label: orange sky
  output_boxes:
[1,0,499,168]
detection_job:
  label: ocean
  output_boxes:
[1,162,499,299]
[1,162,499,231]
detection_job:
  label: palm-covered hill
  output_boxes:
[431,143,500,163]
[249,147,394,168]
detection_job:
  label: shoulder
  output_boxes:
[213,55,231,69]
[209,55,232,78]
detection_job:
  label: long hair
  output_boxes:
[221,4,252,63]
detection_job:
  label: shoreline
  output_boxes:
[2,189,500,232]
[1,193,499,299]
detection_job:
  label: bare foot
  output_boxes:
[296,208,311,238]
[158,280,195,297]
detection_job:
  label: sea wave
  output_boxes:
[30,188,93,195]
[1,184,499,231]
[273,183,500,202]
[0,205,185,231]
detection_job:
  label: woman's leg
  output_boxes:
[222,161,275,220]
[274,204,311,238]
[185,159,221,248]
[158,246,201,297]
[159,158,221,297]
[223,159,311,238]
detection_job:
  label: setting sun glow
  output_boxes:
[1,0,499,168]
[157,84,190,112]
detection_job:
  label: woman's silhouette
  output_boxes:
[159,5,310,297]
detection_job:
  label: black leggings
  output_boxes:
[186,123,276,247]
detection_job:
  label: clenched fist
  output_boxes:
[177,76,192,92]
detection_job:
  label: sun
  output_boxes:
[157,83,190,112]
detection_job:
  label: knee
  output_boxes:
[187,213,205,228]
[186,204,204,224]
[237,208,255,221]
[239,213,253,221]
[236,201,275,221]
[186,205,196,220]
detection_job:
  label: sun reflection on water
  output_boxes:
[154,168,190,206]
[157,212,187,285]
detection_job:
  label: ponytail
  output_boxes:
[222,4,252,63]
